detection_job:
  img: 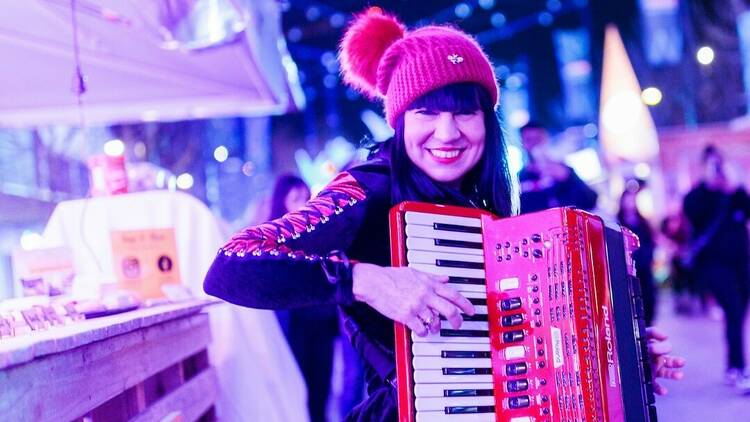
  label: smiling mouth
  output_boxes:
[428,148,464,159]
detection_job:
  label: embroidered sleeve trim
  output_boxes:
[219,172,366,257]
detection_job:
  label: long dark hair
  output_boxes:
[370,83,516,217]
[270,174,308,219]
[617,187,645,226]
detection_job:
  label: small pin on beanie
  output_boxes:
[339,7,499,126]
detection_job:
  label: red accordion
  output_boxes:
[389,202,656,422]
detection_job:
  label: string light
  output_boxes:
[641,87,663,106]
[176,173,194,190]
[696,46,715,65]
[214,146,229,163]
[103,139,125,156]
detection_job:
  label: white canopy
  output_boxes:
[0,0,304,128]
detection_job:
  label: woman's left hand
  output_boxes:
[645,326,686,395]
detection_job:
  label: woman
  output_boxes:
[269,174,338,422]
[204,9,683,419]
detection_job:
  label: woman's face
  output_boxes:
[403,108,485,188]
[284,186,310,213]
[703,153,724,183]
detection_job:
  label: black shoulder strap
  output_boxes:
[341,314,397,388]
[685,194,731,264]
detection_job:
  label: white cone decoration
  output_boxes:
[599,25,660,163]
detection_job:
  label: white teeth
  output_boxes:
[429,149,460,159]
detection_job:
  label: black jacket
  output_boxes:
[683,183,750,265]
[518,164,597,213]
[204,160,399,352]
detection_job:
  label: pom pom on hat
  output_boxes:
[339,8,405,99]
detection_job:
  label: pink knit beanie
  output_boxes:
[339,7,499,127]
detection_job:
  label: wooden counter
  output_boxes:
[0,300,217,422]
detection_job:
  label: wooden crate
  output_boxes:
[0,301,217,422]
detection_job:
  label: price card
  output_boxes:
[110,228,181,299]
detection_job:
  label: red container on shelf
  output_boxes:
[87,154,128,196]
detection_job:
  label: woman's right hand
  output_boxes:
[352,263,475,336]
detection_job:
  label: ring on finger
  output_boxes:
[418,314,432,328]
[419,309,437,328]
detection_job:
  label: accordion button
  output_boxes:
[507,379,529,392]
[503,330,524,343]
[508,395,531,409]
[504,345,526,360]
[505,362,528,375]
[630,275,643,296]
[633,297,646,318]
[499,277,520,291]
[643,363,653,381]
[501,314,524,327]
[531,234,542,243]
[500,298,522,311]
[645,382,656,405]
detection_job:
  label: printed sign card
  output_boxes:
[11,246,74,297]
[110,228,181,299]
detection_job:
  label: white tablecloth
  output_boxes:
[43,190,308,422]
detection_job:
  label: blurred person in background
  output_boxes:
[683,145,750,393]
[518,121,598,214]
[269,174,339,421]
[618,181,657,326]
[660,213,700,315]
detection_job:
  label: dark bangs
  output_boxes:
[407,83,486,113]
